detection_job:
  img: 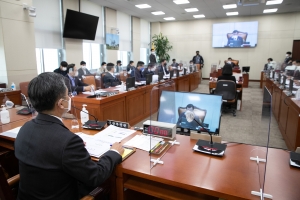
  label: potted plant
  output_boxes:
[151,33,173,62]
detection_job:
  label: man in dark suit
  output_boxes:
[65,64,93,94]
[54,61,68,76]
[14,72,124,200]
[171,59,179,68]
[293,60,300,80]
[284,51,292,65]
[149,49,157,63]
[78,61,92,79]
[227,30,244,47]
[143,62,156,77]
[192,51,204,69]
[157,59,169,75]
[102,63,122,88]
[127,61,134,73]
[264,58,273,70]
[134,62,146,81]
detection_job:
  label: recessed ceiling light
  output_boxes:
[173,0,190,4]
[223,4,237,9]
[193,14,205,18]
[185,8,199,12]
[135,4,151,9]
[226,12,239,16]
[263,8,278,13]
[164,17,175,20]
[266,0,283,5]
[151,11,165,15]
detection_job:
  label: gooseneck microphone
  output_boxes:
[193,118,213,145]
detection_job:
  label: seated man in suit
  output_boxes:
[115,60,122,73]
[157,59,169,75]
[227,30,243,47]
[143,62,156,77]
[134,62,146,81]
[293,60,300,80]
[217,64,237,82]
[78,61,92,79]
[14,72,124,199]
[127,61,134,73]
[54,61,68,76]
[177,104,201,130]
[264,58,273,70]
[65,64,93,94]
[96,62,106,75]
[102,63,122,88]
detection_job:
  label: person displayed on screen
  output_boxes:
[217,64,237,82]
[264,58,273,70]
[78,61,92,79]
[143,62,156,76]
[102,63,122,88]
[177,104,202,130]
[227,30,243,47]
[192,51,204,69]
[149,49,157,63]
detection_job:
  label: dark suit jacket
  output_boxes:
[143,68,154,77]
[192,55,204,65]
[217,75,236,83]
[294,70,300,80]
[134,69,146,81]
[78,68,92,79]
[149,54,156,63]
[227,36,243,47]
[284,57,292,64]
[15,113,122,200]
[157,65,170,75]
[54,68,68,76]
[65,75,88,93]
[102,72,121,88]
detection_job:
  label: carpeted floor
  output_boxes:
[133,80,287,150]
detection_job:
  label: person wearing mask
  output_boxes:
[157,59,169,75]
[97,62,107,75]
[171,59,179,69]
[115,60,122,73]
[226,57,235,68]
[149,49,157,63]
[177,104,201,130]
[102,63,122,88]
[192,51,204,69]
[178,62,183,70]
[284,51,292,65]
[54,61,68,76]
[65,64,93,93]
[14,72,123,200]
[143,63,156,77]
[78,61,92,79]
[264,58,273,70]
[217,64,237,82]
[127,61,135,73]
[134,62,146,81]
[227,30,244,47]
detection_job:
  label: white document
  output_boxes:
[82,90,105,95]
[123,135,163,151]
[93,125,135,144]
[0,127,21,138]
[76,133,111,158]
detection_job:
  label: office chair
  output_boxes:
[214,80,237,116]
[82,76,96,87]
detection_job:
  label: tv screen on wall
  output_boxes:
[212,21,258,48]
[63,9,99,40]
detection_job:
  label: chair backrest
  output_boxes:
[119,72,128,82]
[178,106,207,123]
[0,165,15,200]
[19,82,30,97]
[215,80,236,100]
[82,76,96,86]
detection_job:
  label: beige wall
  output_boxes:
[0,0,37,89]
[105,7,117,63]
[152,12,300,80]
[132,17,140,64]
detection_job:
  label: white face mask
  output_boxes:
[82,65,86,69]
[286,54,289,57]
[75,71,78,77]
[62,67,67,71]
[151,52,155,55]
[151,68,156,72]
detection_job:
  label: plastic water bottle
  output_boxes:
[80,104,89,124]
[11,82,15,90]
[296,88,300,100]
[0,105,10,124]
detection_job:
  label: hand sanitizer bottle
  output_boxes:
[0,105,10,124]
[80,104,89,124]
[11,82,16,90]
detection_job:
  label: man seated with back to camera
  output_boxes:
[54,61,68,76]
[217,64,237,82]
[102,63,122,88]
[143,63,156,77]
[65,64,94,94]
[14,72,124,200]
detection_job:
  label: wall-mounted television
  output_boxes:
[63,9,99,40]
[212,21,258,48]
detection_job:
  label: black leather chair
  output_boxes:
[214,80,237,116]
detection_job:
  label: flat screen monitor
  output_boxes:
[242,66,250,73]
[146,74,152,85]
[176,69,179,77]
[289,78,294,93]
[212,21,258,48]
[189,66,193,73]
[282,75,286,86]
[126,77,135,91]
[158,72,164,82]
[169,70,174,79]
[183,68,187,75]
[157,91,222,133]
[63,9,99,40]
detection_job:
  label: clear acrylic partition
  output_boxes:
[149,80,176,170]
[249,86,272,199]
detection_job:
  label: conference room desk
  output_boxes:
[260,71,267,89]
[0,108,32,127]
[0,90,22,106]
[208,81,243,110]
[72,72,200,126]
[210,69,249,88]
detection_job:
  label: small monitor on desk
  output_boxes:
[158,72,164,82]
[242,66,250,73]
[126,77,135,91]
[146,74,152,85]
[169,70,174,79]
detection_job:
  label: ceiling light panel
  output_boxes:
[226,12,239,16]
[151,11,165,15]
[263,8,278,13]
[223,4,237,9]
[185,8,199,12]
[173,0,190,4]
[266,0,283,5]
[193,14,205,18]
[135,4,151,9]
[164,17,175,20]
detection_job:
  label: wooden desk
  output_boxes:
[260,71,266,89]
[0,108,32,127]
[116,135,300,200]
[0,90,21,105]
[208,81,243,110]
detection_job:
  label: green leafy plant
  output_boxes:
[151,33,173,62]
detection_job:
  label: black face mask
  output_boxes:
[164,63,167,67]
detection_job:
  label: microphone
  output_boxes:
[17,93,34,115]
[71,105,105,130]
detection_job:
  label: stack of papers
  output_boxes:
[0,127,21,138]
[77,133,110,157]
[124,135,163,151]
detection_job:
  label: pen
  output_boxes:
[150,141,162,153]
